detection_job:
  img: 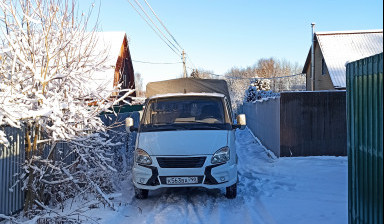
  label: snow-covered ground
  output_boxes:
[16,128,347,224]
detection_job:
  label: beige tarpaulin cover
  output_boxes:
[146,78,231,101]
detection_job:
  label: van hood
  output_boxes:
[137,130,228,156]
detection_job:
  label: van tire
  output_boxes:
[225,183,237,199]
[134,187,149,199]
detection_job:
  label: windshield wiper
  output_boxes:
[175,120,220,124]
[145,128,177,132]
[187,125,223,130]
[143,124,187,132]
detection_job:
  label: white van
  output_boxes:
[126,78,246,199]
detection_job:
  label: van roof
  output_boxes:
[148,92,226,100]
[146,78,231,101]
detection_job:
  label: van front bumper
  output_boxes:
[132,156,237,190]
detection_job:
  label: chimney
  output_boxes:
[311,23,316,91]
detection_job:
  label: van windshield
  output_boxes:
[141,96,231,132]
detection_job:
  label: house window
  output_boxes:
[322,59,327,75]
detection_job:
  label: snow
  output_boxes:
[32,128,347,224]
[245,80,280,103]
[85,32,127,99]
[93,32,126,67]
[149,92,226,100]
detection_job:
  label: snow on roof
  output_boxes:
[316,29,383,35]
[149,92,226,100]
[87,67,116,99]
[86,32,127,98]
[93,32,126,66]
[316,29,383,88]
[1,31,127,100]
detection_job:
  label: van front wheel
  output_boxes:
[134,186,149,199]
[225,183,237,199]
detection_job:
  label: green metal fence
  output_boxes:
[346,52,383,224]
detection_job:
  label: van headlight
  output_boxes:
[135,149,152,165]
[211,147,230,164]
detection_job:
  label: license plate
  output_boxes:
[166,177,198,185]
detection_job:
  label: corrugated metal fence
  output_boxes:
[243,98,281,157]
[0,111,140,217]
[346,52,383,224]
[0,126,25,216]
[280,91,347,157]
[244,91,347,157]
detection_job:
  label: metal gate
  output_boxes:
[346,52,383,224]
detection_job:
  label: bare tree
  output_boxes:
[249,58,304,92]
[272,59,304,91]
[255,58,278,78]
[224,58,304,112]
[190,68,215,79]
[0,0,132,216]
[223,67,252,114]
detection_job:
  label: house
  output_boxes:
[89,31,136,101]
[302,29,383,91]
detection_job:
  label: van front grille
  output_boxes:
[156,157,206,168]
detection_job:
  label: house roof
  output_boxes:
[303,29,383,88]
[1,31,129,100]
[87,32,127,99]
[94,32,127,67]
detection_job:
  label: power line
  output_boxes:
[215,73,305,80]
[131,1,303,81]
[131,0,181,53]
[133,59,182,64]
[185,53,197,70]
[126,0,197,76]
[142,0,183,50]
[126,0,180,56]
[252,73,305,80]
[188,69,305,80]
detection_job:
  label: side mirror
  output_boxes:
[236,114,246,130]
[125,117,134,133]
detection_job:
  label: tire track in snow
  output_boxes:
[145,189,185,224]
[185,189,205,224]
[105,128,279,224]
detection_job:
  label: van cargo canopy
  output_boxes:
[146,78,231,100]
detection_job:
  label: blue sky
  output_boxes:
[80,0,383,85]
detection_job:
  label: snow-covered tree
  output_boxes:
[0,0,132,215]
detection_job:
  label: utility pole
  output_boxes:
[182,50,187,78]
